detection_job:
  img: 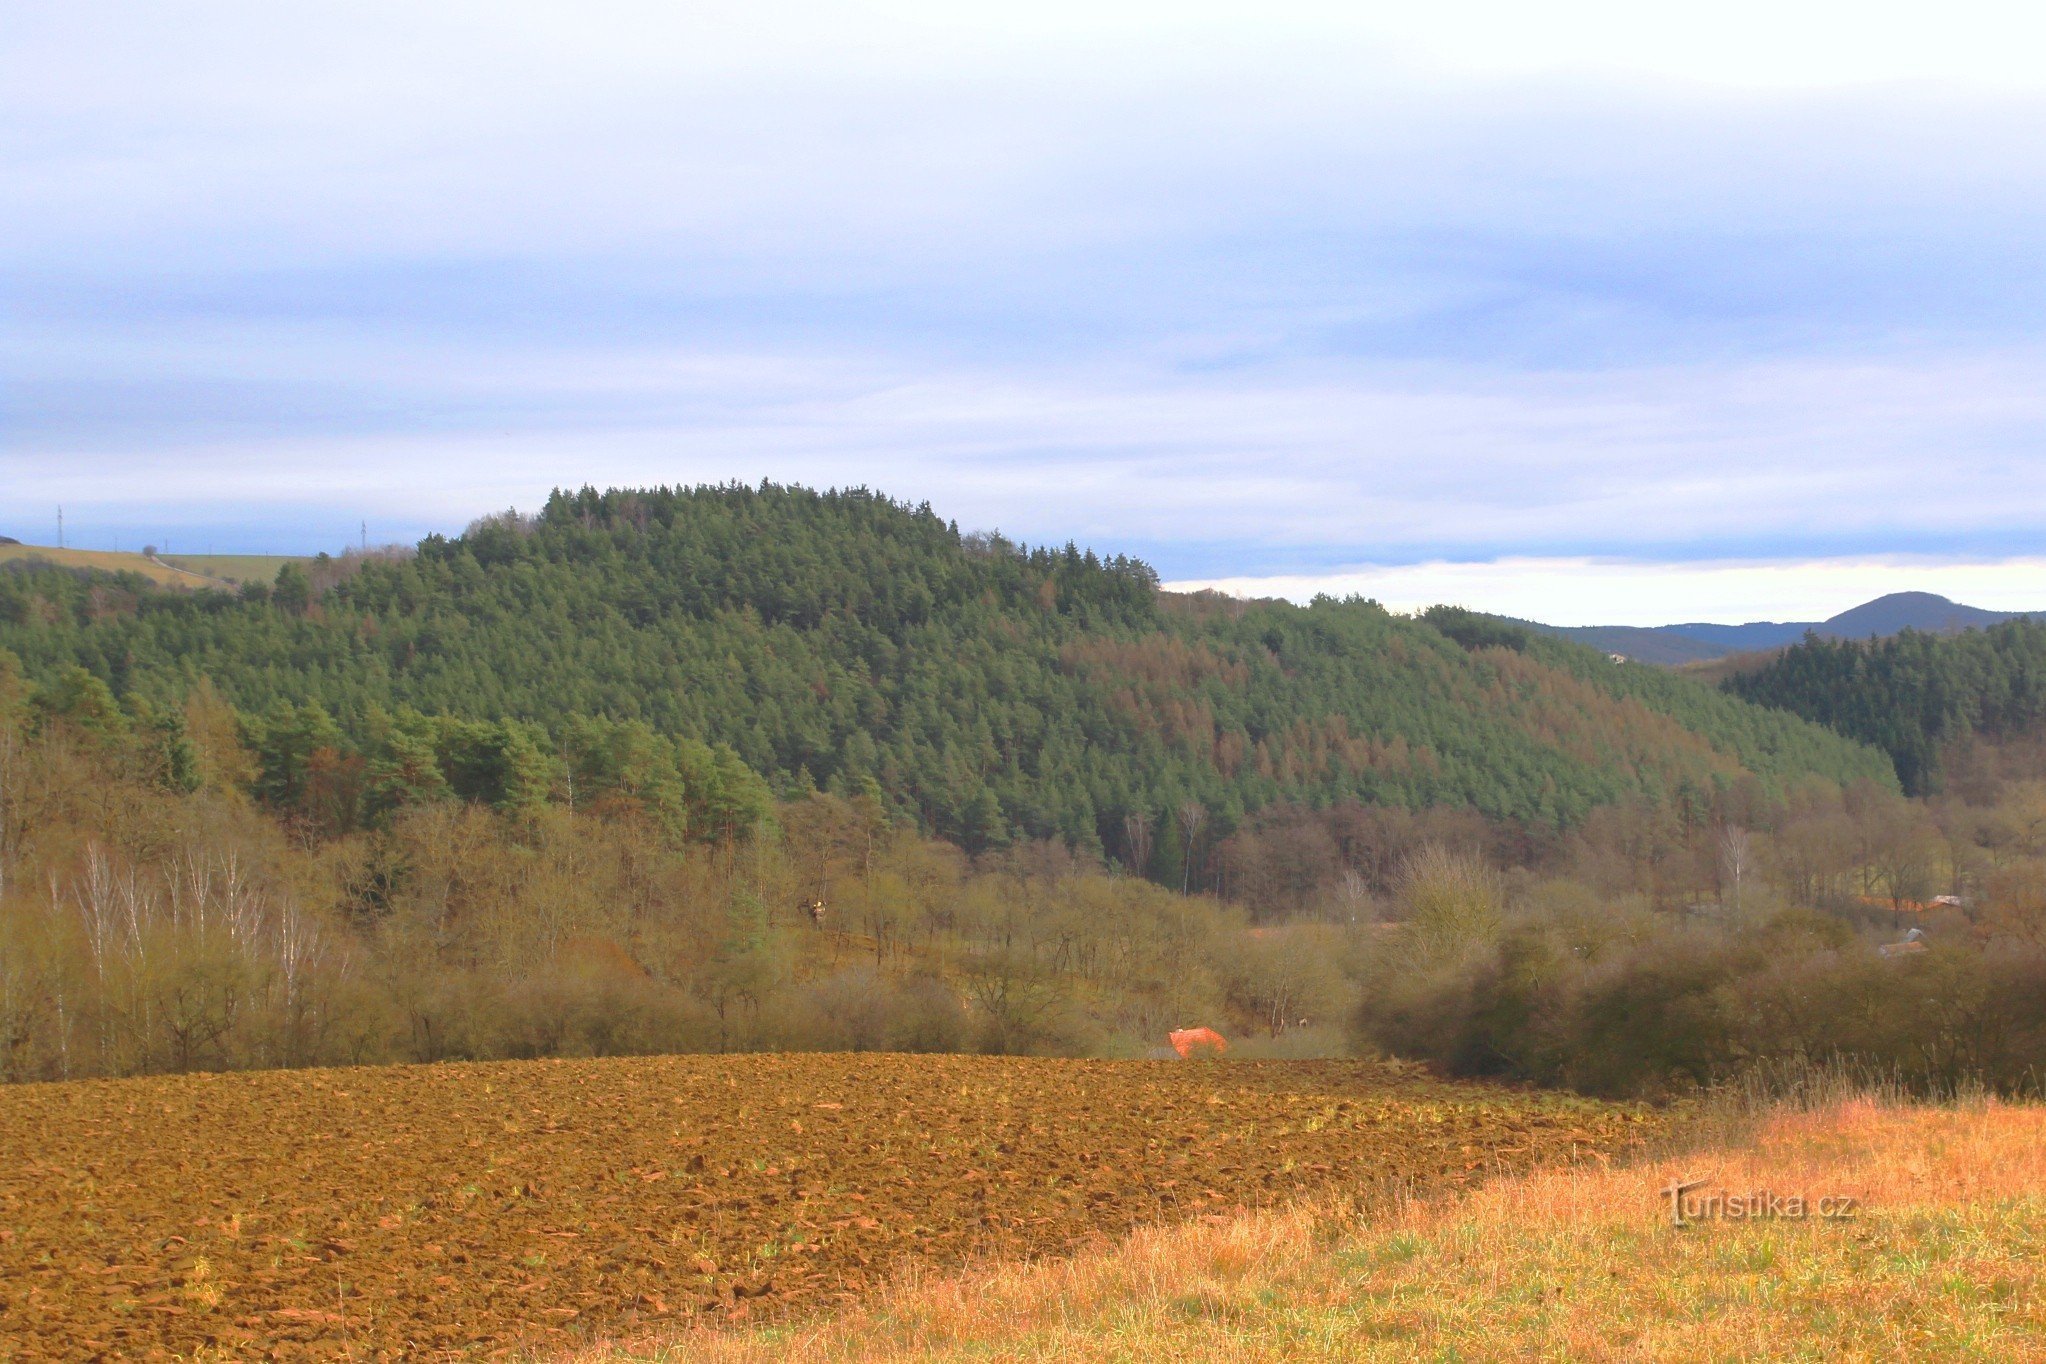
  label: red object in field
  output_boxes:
[1168,1027,1228,1059]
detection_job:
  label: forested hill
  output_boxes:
[1728,619,2046,794]
[0,483,1890,855]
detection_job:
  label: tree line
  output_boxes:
[0,649,1347,1080]
[5,641,2043,1096]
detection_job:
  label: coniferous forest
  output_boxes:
[1729,618,2046,795]
[0,483,1889,866]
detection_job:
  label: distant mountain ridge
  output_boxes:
[1525,592,2041,666]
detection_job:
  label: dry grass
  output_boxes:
[593,1095,2046,1362]
[0,542,230,588]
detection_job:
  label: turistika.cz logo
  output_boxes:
[1662,1175,1859,1227]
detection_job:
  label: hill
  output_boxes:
[0,484,1893,851]
[157,551,301,585]
[0,543,306,588]
[1728,615,2046,793]
[1820,589,2029,639]
[1500,619,1729,666]
[0,541,237,589]
[1533,591,2042,665]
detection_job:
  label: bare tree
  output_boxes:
[1717,826,1754,916]
[1123,811,1153,879]
[1177,801,1208,894]
[1335,867,1376,926]
[1394,844,1503,965]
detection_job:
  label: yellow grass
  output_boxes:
[0,542,231,588]
[596,1097,2046,1362]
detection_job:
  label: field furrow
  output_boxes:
[0,1056,1657,1360]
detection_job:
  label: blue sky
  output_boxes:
[7,2,2046,623]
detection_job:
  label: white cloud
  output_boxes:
[1166,555,2046,626]
[6,2,2045,603]
[14,338,2046,578]
[9,3,2044,268]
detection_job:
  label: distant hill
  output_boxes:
[1651,620,1810,652]
[1819,591,2029,640]
[1509,622,1731,666]
[0,542,235,589]
[1531,592,2041,665]
[0,483,1893,851]
[0,542,306,588]
[156,552,302,586]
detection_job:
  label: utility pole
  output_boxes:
[57,506,63,548]
[361,520,367,553]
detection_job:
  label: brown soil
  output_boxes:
[0,1055,1658,1360]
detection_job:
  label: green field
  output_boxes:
[157,552,299,585]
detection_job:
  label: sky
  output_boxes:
[6,1,2046,624]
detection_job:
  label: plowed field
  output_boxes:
[0,1055,1658,1360]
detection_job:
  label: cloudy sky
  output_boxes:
[6,2,2045,623]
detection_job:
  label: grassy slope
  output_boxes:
[1675,647,1788,688]
[157,552,299,584]
[0,543,233,589]
[632,1097,2046,1362]
[0,544,303,588]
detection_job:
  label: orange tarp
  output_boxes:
[1168,1027,1228,1058]
[1856,896,1938,914]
